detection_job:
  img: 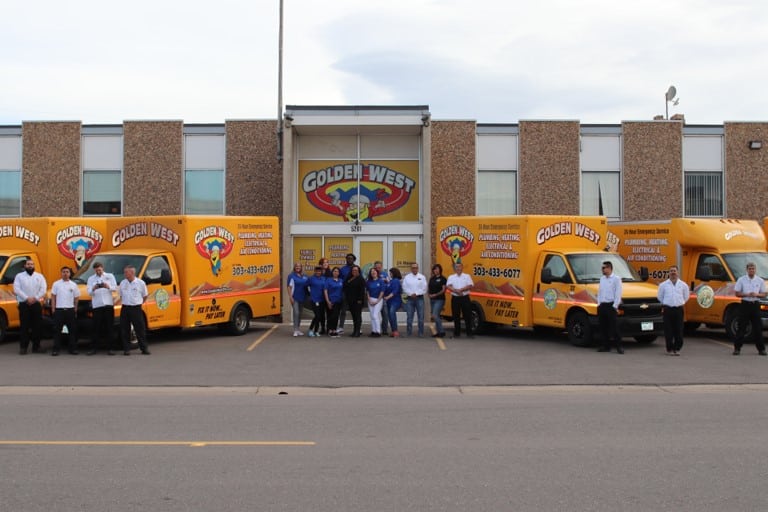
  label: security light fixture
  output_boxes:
[749,140,762,150]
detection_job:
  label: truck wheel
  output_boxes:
[228,304,251,336]
[0,313,7,343]
[469,302,488,335]
[567,311,593,347]
[633,335,657,344]
[724,307,749,340]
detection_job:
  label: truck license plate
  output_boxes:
[641,321,653,331]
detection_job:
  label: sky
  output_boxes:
[2,0,767,125]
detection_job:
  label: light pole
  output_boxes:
[277,0,284,160]
[665,85,678,120]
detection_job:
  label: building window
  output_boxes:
[82,134,122,215]
[185,169,225,214]
[0,135,22,216]
[685,173,722,216]
[581,172,621,218]
[184,135,225,215]
[683,135,723,217]
[580,134,621,219]
[476,133,517,215]
[477,170,517,215]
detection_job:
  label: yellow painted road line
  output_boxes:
[247,324,279,351]
[429,326,447,350]
[0,440,315,447]
[703,337,734,349]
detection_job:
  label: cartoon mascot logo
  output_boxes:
[195,226,235,276]
[438,225,474,265]
[56,226,104,270]
[302,163,416,222]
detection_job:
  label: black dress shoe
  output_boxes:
[51,351,59,356]
[123,351,130,356]
[107,350,115,356]
[617,348,625,354]
[141,349,151,355]
[86,350,97,356]
[19,348,28,355]
[759,351,767,356]
[732,349,740,356]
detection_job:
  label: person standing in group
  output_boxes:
[318,257,332,334]
[657,265,689,356]
[343,264,366,337]
[50,266,80,356]
[402,262,427,337]
[373,261,390,335]
[119,265,150,356]
[307,265,327,337]
[337,253,357,334]
[428,263,447,338]
[366,267,386,337]
[13,257,47,355]
[732,261,767,356]
[446,262,474,338]
[324,267,344,338]
[287,263,309,337]
[384,267,403,337]
[597,260,623,354]
[86,261,118,355]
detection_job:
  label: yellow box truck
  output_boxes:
[436,215,663,346]
[609,218,768,338]
[0,217,108,341]
[69,216,281,336]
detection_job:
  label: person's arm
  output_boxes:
[73,285,80,315]
[613,278,622,309]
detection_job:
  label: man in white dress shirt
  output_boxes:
[733,262,767,356]
[446,262,474,339]
[51,266,80,356]
[12,257,47,355]
[86,261,118,355]
[118,265,150,356]
[597,260,623,354]
[657,265,689,355]
[401,262,428,337]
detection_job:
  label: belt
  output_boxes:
[56,308,75,311]
[663,305,682,309]
[600,302,614,305]
[412,294,424,298]
[123,304,143,307]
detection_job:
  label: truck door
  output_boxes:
[688,253,731,325]
[532,253,573,328]
[0,255,30,332]
[141,255,181,329]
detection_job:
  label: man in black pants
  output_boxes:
[446,263,474,338]
[86,261,118,355]
[12,257,47,354]
[733,262,767,356]
[118,265,150,355]
[597,261,624,354]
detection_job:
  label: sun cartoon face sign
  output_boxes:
[438,224,474,265]
[194,226,235,276]
[56,225,104,269]
[302,163,415,222]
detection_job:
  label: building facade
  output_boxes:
[2,106,767,319]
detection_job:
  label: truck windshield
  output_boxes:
[72,255,147,285]
[722,252,768,280]
[567,253,642,283]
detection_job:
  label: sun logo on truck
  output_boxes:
[438,225,475,265]
[56,226,104,269]
[195,234,234,276]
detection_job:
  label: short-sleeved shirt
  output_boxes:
[87,272,118,308]
[287,272,309,301]
[366,278,385,302]
[51,279,80,309]
[386,278,402,309]
[307,274,326,304]
[735,274,766,303]
[119,278,148,306]
[324,278,344,304]
[447,273,474,297]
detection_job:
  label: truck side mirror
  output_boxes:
[541,267,553,284]
[160,268,172,286]
[639,266,649,282]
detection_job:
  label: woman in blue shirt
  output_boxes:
[384,268,403,337]
[324,267,344,338]
[286,263,309,337]
[365,267,386,337]
[307,266,326,337]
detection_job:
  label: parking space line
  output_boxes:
[429,327,447,350]
[0,440,315,447]
[247,324,279,351]
[702,337,733,349]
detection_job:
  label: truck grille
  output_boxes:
[619,298,663,318]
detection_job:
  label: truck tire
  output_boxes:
[567,311,593,347]
[228,304,251,336]
[724,307,748,341]
[469,301,490,335]
[633,335,657,344]
[0,313,7,343]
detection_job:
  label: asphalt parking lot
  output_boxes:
[1,320,766,388]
